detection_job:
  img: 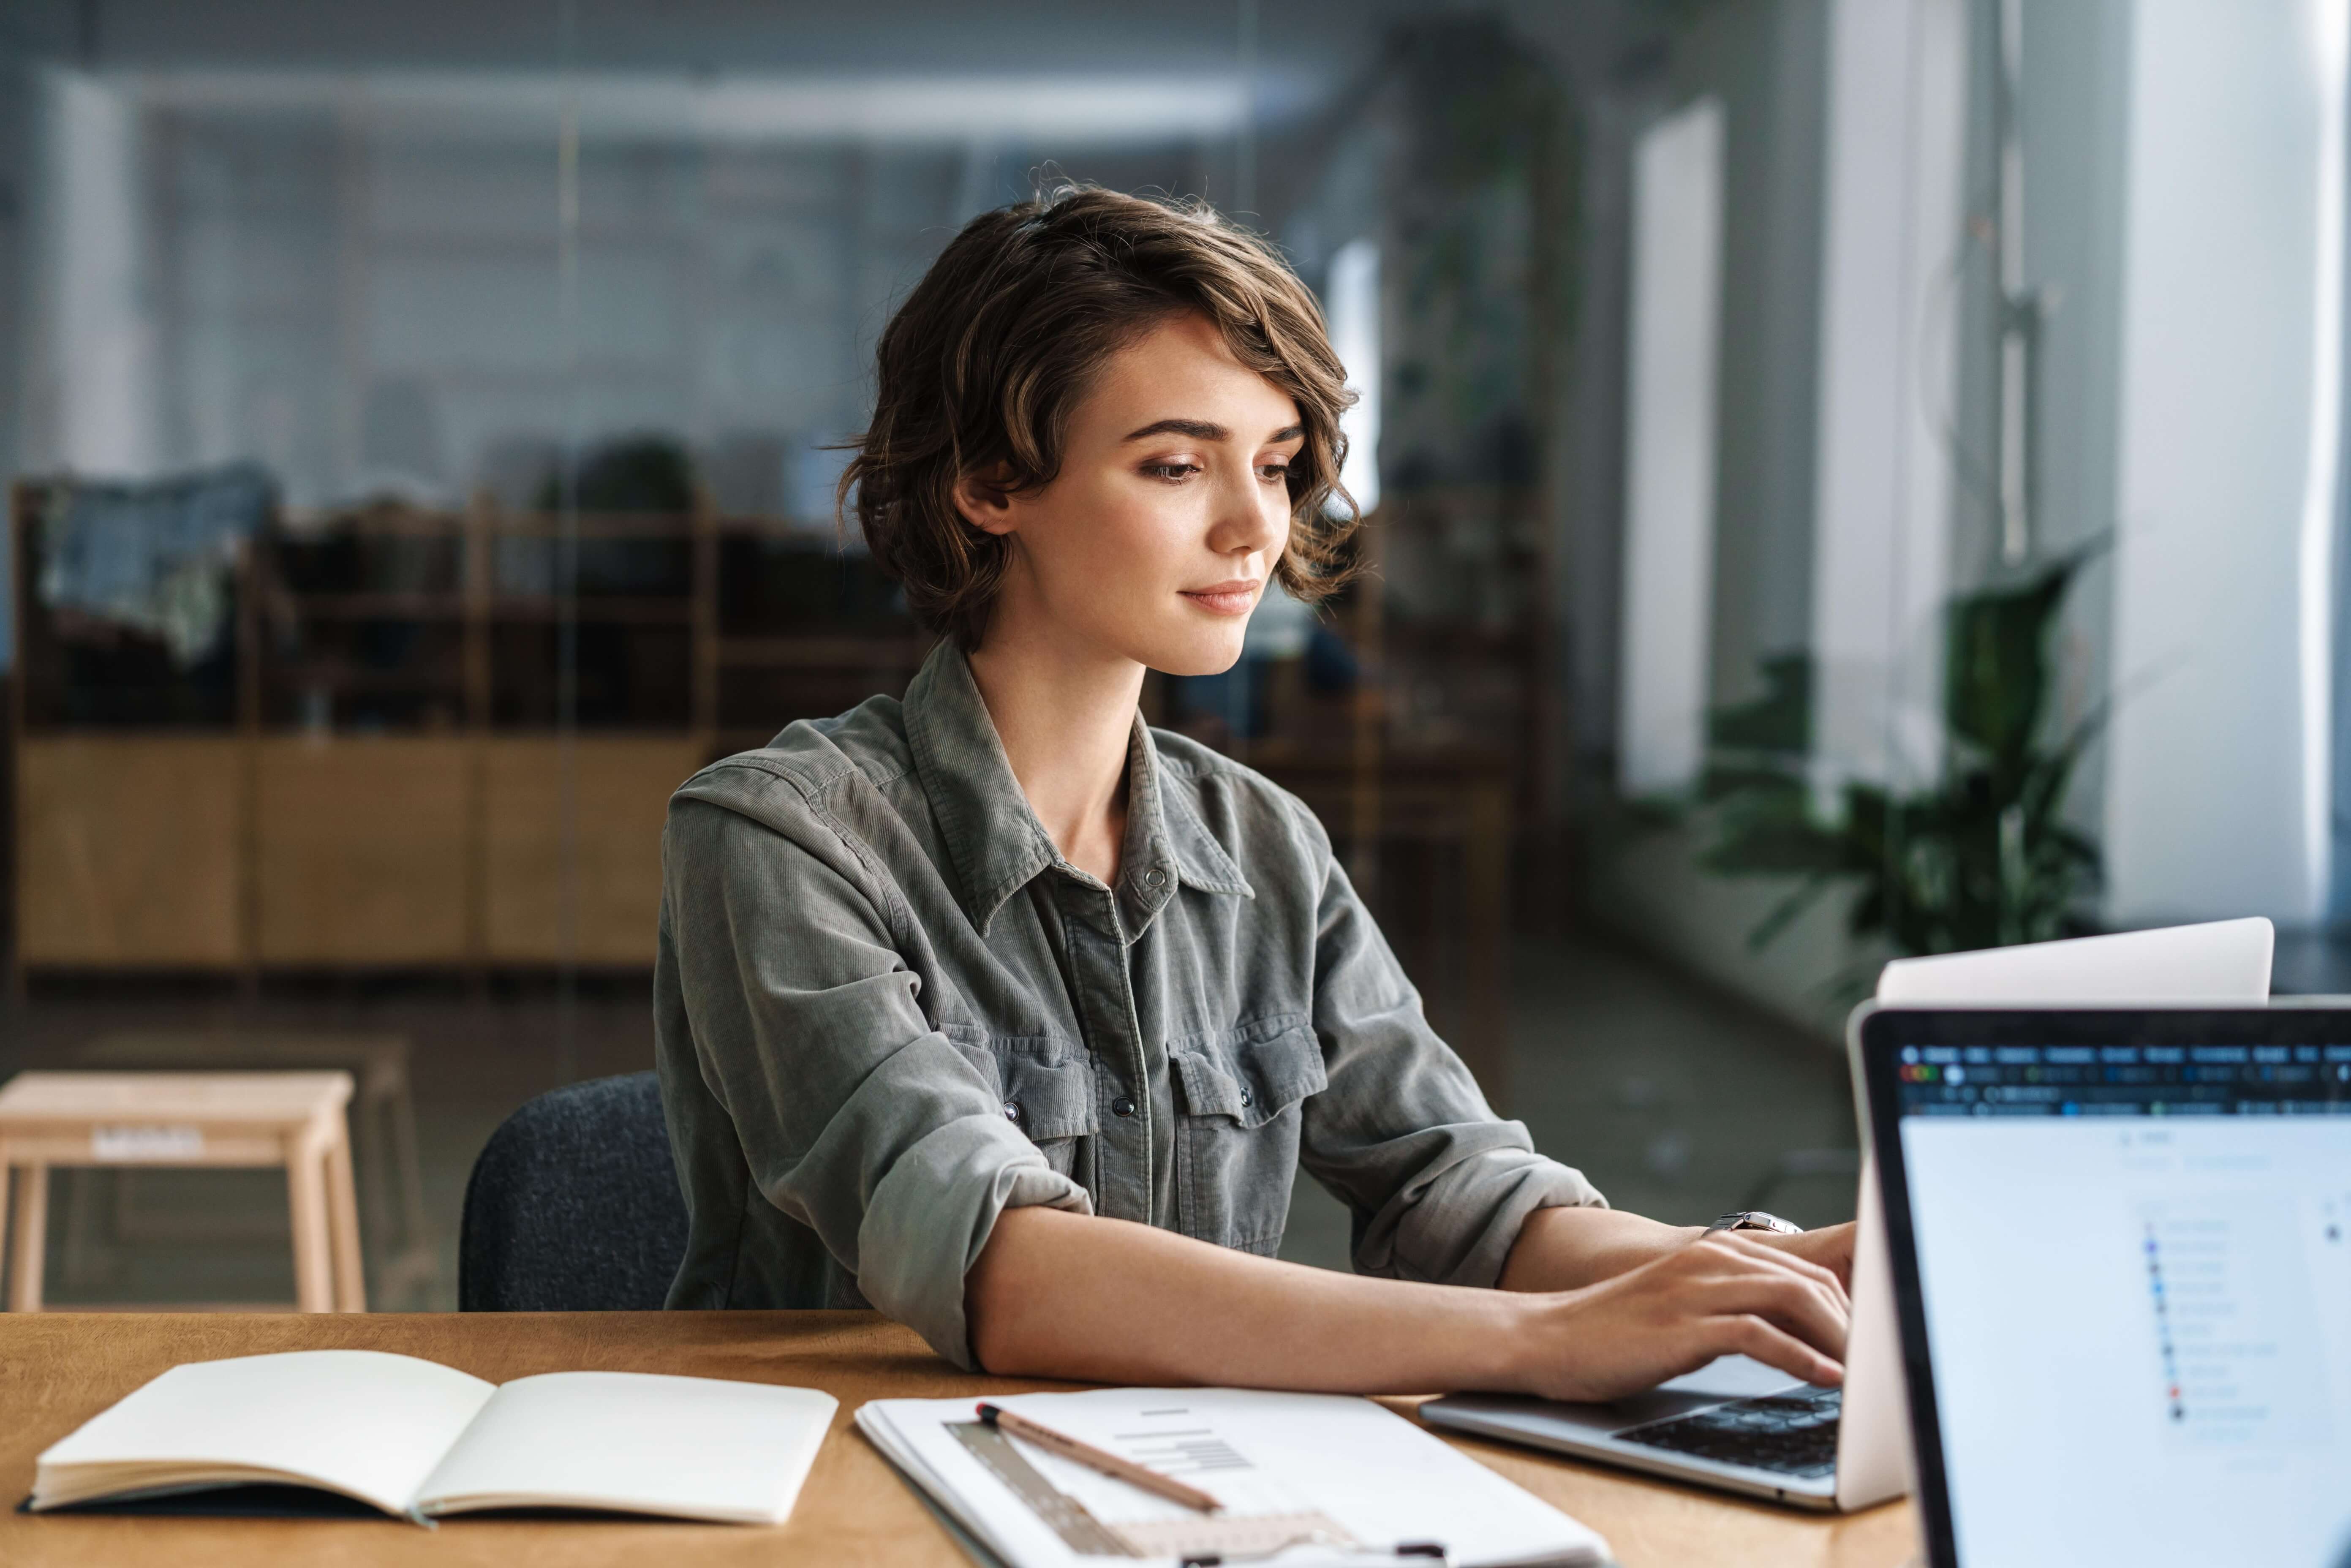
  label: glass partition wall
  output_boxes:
[4,0,1619,1305]
[19,0,2288,1307]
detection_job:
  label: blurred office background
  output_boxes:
[0,0,2340,1307]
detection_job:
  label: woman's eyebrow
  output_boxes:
[1119,419,1309,444]
[1123,418,1227,442]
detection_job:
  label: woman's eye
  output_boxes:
[1258,463,1291,484]
[1142,461,1202,482]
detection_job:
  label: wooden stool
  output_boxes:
[0,1072,364,1313]
[69,1033,435,1306]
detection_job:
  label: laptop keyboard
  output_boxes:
[1614,1386,1841,1479]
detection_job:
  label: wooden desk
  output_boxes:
[0,1311,1918,1568]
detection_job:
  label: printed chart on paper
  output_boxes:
[949,1399,1358,1560]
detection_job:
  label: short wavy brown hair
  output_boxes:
[843,185,1361,650]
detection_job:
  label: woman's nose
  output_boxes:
[1208,465,1282,558]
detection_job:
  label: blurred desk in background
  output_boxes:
[68,1033,436,1309]
[0,1073,363,1313]
[0,1310,1917,1568]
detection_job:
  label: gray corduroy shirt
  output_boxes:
[653,641,1603,1367]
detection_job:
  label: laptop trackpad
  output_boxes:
[1601,1355,1809,1427]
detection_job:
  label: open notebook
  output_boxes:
[29,1350,836,1524]
[858,1386,1610,1567]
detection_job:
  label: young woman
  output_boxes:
[655,186,1855,1401]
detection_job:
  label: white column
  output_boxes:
[34,69,161,479]
[1326,236,1382,518]
[1617,96,1725,796]
[2103,0,2349,926]
[1809,0,1969,798]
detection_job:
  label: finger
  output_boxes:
[1712,1228,1845,1280]
[1701,1232,1850,1304]
[1695,1269,1851,1361]
[1708,1312,1845,1388]
[1721,1279,1843,1363]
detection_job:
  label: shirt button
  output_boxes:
[1142,867,1167,889]
[1002,1101,1020,1122]
[1238,1088,1253,1107]
[1111,1096,1137,1117]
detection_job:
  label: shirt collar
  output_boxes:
[902,642,1252,940]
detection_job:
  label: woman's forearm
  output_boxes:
[966,1205,1529,1394]
[965,1203,1858,1402]
[1495,1205,1703,1293]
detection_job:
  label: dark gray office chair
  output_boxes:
[458,1071,688,1311]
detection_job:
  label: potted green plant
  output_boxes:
[1677,546,2105,990]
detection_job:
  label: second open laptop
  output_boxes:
[1418,916,2274,1510]
[1853,999,2351,1565]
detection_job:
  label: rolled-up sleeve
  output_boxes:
[662,794,1089,1367]
[1293,838,1605,1288]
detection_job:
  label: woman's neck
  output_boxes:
[964,608,1146,887]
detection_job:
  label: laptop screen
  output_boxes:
[1869,1015,2351,1568]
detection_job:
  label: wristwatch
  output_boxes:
[1704,1210,1803,1236]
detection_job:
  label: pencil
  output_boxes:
[975,1402,1223,1514]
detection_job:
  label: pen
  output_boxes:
[975,1402,1223,1514]
[1177,1545,1450,1567]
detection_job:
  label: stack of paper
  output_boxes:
[857,1386,1609,1567]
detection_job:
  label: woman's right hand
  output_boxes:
[1503,1231,1851,1403]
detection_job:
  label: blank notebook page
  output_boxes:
[37,1350,495,1515]
[413,1371,838,1523]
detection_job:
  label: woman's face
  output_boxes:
[958,312,1303,677]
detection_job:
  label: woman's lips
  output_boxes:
[1180,580,1261,616]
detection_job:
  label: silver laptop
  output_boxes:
[1853,998,2350,1565]
[1420,917,2273,1511]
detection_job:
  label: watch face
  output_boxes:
[1713,1210,1801,1234]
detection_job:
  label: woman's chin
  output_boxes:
[1113,617,1243,678]
[1145,639,1249,680]
[1150,662,1244,681]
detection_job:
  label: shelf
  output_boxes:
[717,635,927,668]
[278,510,473,538]
[289,594,466,620]
[288,593,696,624]
[16,725,717,742]
[267,664,464,692]
[1381,621,1540,654]
[469,514,704,539]
[276,509,839,540]
[8,482,923,979]
[489,596,694,625]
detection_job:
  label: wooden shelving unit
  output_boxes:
[10,481,1526,1102]
[9,483,926,984]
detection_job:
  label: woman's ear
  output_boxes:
[952,464,1021,536]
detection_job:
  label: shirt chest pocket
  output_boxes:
[1169,1014,1327,1254]
[947,1030,1098,1181]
